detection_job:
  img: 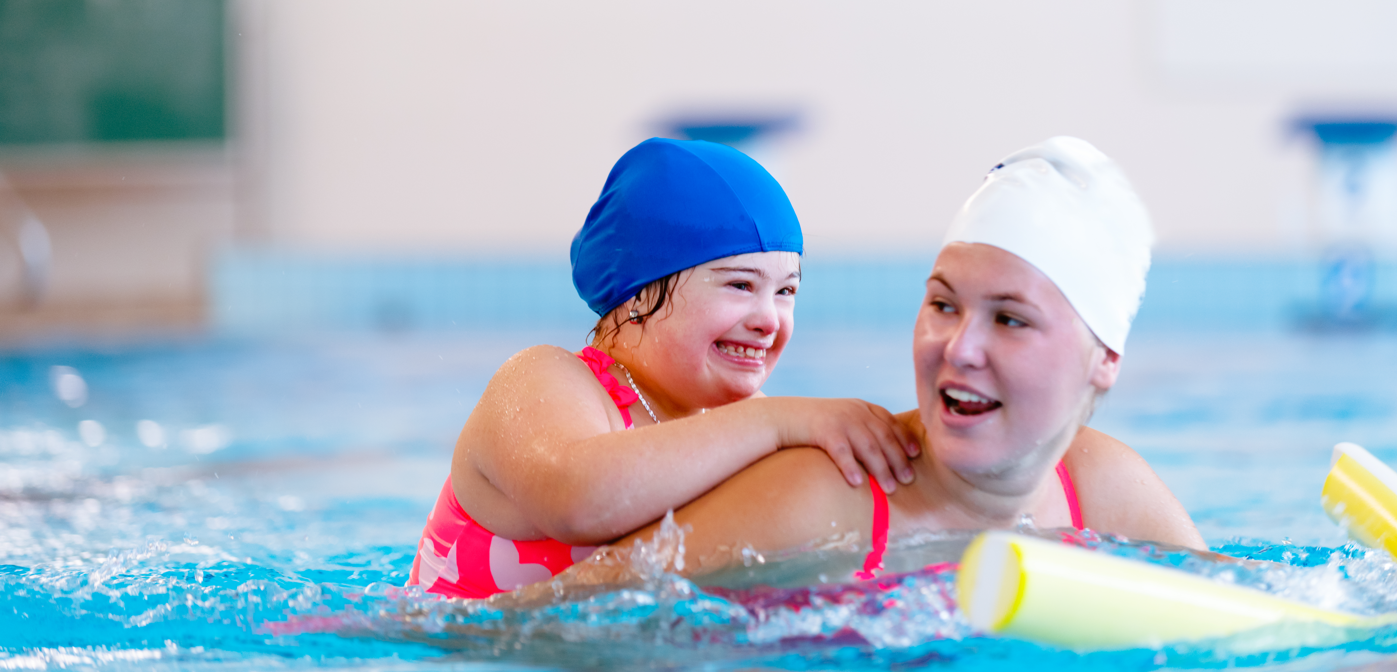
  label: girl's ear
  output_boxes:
[1089,346,1122,391]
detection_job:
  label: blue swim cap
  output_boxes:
[571,138,803,316]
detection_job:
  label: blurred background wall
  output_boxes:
[4,0,1397,335]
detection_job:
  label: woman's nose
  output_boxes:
[945,317,988,369]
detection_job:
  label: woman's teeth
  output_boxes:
[945,388,990,404]
[718,343,765,359]
[941,387,1002,415]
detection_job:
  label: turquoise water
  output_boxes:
[3,327,1397,670]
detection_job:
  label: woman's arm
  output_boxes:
[454,347,912,545]
[1066,427,1207,550]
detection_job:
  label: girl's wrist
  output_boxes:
[754,396,797,450]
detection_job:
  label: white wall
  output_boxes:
[238,1,1397,258]
[0,150,233,330]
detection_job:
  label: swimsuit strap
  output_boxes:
[576,346,639,429]
[855,479,889,581]
[1055,460,1083,530]
[858,459,1084,581]
[408,348,638,599]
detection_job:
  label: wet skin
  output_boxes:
[448,251,918,546]
[608,252,802,416]
[584,243,1203,578]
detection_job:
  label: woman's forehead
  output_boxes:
[930,243,1066,306]
[934,243,1044,283]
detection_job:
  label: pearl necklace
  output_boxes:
[617,364,659,424]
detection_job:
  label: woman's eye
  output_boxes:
[930,300,956,314]
[729,282,752,291]
[997,313,1027,328]
[778,286,797,296]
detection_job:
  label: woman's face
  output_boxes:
[621,251,800,411]
[914,243,1119,483]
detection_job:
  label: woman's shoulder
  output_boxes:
[669,448,875,560]
[1063,426,1161,505]
[742,448,861,490]
[715,448,867,515]
[1065,426,1206,549]
[1064,426,1143,471]
[894,409,922,431]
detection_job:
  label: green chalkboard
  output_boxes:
[0,0,225,146]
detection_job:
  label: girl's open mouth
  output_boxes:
[941,386,1002,415]
[716,341,766,362]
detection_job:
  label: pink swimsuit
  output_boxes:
[406,347,637,599]
[855,460,1082,580]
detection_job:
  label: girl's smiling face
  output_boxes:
[914,243,1119,486]
[617,251,800,414]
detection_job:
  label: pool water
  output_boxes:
[3,326,1397,670]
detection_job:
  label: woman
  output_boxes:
[407,138,922,598]
[598,137,1205,579]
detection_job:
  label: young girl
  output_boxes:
[597,137,1205,578]
[407,138,922,598]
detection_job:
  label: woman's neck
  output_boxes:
[899,412,1074,530]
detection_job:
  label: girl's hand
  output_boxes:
[766,397,921,493]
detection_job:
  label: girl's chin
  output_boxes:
[709,377,767,403]
[719,386,763,403]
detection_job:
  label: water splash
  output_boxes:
[8,334,1397,670]
[7,440,1397,670]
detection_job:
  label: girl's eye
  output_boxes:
[997,313,1027,328]
[778,286,797,296]
[930,300,956,314]
[729,281,752,291]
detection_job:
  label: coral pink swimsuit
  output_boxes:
[407,347,637,599]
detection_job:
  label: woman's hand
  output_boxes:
[762,397,921,493]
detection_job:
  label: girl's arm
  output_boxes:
[455,346,914,545]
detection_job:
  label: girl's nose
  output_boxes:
[745,295,780,336]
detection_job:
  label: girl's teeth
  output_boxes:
[719,344,764,358]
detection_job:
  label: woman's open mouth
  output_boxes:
[940,386,1002,416]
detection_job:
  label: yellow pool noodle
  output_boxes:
[957,532,1367,650]
[1322,442,1397,557]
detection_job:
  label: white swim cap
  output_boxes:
[942,137,1153,354]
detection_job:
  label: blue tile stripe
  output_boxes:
[210,249,1397,334]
